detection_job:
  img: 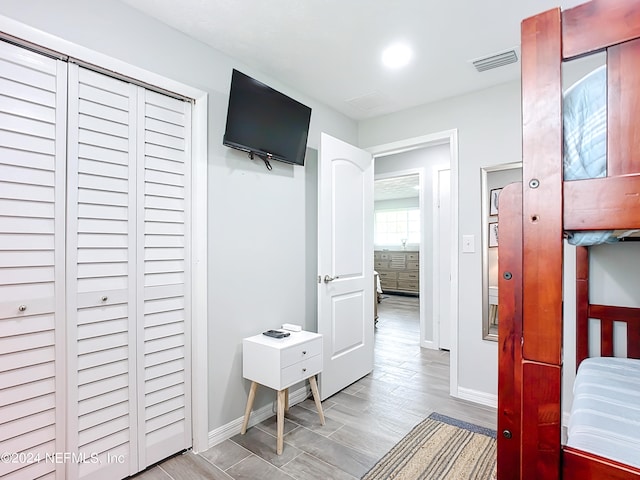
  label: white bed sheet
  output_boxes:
[563,66,616,246]
[563,66,640,245]
[567,356,640,468]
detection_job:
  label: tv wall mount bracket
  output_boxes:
[249,151,273,171]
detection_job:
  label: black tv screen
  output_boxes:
[223,69,312,166]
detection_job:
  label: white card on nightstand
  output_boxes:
[281,323,302,332]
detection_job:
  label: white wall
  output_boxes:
[0,0,357,434]
[360,82,521,399]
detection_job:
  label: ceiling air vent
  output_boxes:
[471,48,518,72]
[345,91,388,112]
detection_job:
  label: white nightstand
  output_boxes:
[241,330,325,454]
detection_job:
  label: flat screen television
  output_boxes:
[223,69,312,167]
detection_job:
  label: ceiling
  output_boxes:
[375,174,419,202]
[121,0,586,120]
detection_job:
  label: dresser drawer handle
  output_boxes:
[302,368,307,372]
[302,351,307,355]
[18,304,27,312]
[101,296,108,302]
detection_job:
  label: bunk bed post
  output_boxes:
[576,246,589,368]
[521,7,563,480]
[497,183,523,480]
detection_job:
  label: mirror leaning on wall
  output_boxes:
[481,163,522,341]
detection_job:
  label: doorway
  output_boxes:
[373,171,422,345]
[373,144,452,350]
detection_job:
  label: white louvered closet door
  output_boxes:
[0,42,67,480]
[137,90,192,469]
[66,65,138,480]
[66,65,192,478]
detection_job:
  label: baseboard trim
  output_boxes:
[421,340,438,350]
[456,386,497,408]
[206,385,309,449]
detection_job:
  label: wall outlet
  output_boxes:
[462,235,475,253]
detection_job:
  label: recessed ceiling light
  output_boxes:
[382,43,413,69]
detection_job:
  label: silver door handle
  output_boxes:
[323,275,339,283]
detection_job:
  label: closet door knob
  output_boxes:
[18,305,27,312]
[101,296,108,302]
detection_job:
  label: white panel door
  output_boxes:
[136,88,192,468]
[66,65,138,480]
[0,41,67,480]
[318,133,374,400]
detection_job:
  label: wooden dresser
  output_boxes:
[374,250,419,294]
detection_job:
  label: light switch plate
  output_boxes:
[462,235,475,253]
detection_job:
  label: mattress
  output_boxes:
[567,357,640,468]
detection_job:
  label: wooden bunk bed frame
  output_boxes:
[497,0,640,479]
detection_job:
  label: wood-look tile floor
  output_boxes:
[133,294,497,480]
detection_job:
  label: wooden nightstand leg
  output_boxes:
[284,388,289,412]
[241,381,258,434]
[308,375,325,425]
[276,389,286,455]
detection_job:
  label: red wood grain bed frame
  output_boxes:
[497,0,640,478]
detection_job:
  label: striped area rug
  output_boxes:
[362,412,497,480]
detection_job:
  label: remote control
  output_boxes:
[263,329,290,339]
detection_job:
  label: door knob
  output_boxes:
[323,275,339,283]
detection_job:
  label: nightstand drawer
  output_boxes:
[374,260,389,269]
[281,354,322,388]
[281,337,322,368]
[407,261,419,270]
[406,253,419,262]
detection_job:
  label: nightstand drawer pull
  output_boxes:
[280,337,322,368]
[18,304,27,312]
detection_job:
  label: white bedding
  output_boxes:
[563,66,616,246]
[562,66,640,245]
[564,66,607,182]
[567,356,640,468]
